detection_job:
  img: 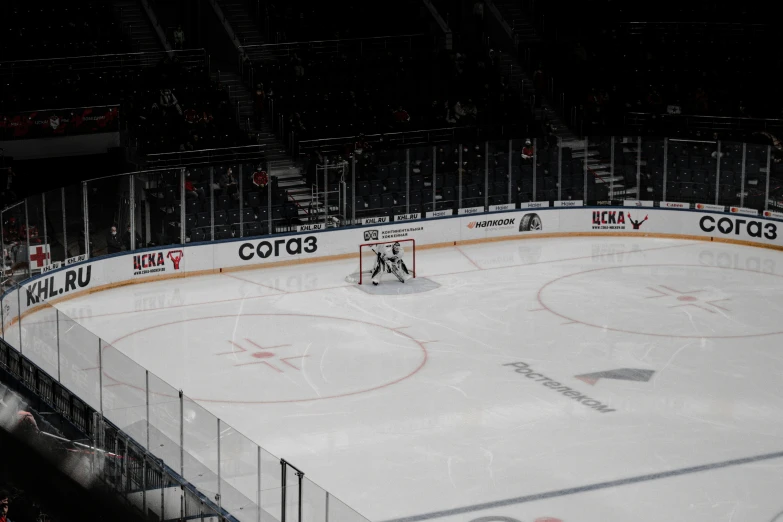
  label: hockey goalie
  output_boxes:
[371,242,413,285]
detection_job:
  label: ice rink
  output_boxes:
[33,236,783,522]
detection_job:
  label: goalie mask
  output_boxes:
[392,242,401,255]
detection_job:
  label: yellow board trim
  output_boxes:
[7,232,783,327]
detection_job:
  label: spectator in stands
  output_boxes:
[453,100,466,122]
[199,111,214,126]
[254,84,266,125]
[15,410,38,437]
[252,165,268,190]
[463,99,478,122]
[472,1,484,36]
[122,225,142,251]
[694,87,709,114]
[521,139,535,160]
[291,53,305,78]
[353,134,371,156]
[174,26,185,50]
[185,172,205,201]
[107,225,122,254]
[0,167,16,205]
[220,168,238,198]
[0,489,10,522]
[159,89,182,117]
[392,106,410,125]
[184,107,199,125]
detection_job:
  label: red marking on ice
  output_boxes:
[659,284,705,295]
[107,312,428,404]
[455,246,482,270]
[216,340,247,355]
[251,351,275,359]
[280,355,309,370]
[244,339,291,351]
[707,298,731,311]
[677,295,698,302]
[536,264,757,339]
[236,360,283,371]
[671,303,717,313]
[575,376,598,386]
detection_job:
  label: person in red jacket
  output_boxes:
[185,172,205,201]
[0,489,10,522]
[392,106,410,124]
[521,139,535,160]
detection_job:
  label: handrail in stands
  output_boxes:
[0,49,207,73]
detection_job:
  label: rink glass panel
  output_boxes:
[147,371,183,471]
[19,299,58,380]
[100,343,148,443]
[57,310,102,412]
[43,188,67,264]
[715,141,743,207]
[744,144,769,211]
[142,169,185,250]
[409,145,433,217]
[486,140,505,207]
[85,174,132,257]
[259,445,284,522]
[327,492,369,522]
[1,282,22,350]
[218,423,261,522]
[182,396,220,499]
[63,182,87,258]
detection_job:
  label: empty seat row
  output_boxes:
[190,222,269,242]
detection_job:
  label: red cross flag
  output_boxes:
[29,244,51,268]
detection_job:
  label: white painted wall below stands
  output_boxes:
[5,207,783,330]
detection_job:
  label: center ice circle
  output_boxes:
[537,264,783,339]
[108,313,427,403]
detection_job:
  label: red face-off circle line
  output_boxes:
[108,313,429,404]
[537,263,783,339]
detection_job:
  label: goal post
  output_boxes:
[346,238,416,285]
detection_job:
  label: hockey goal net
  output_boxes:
[346,239,416,284]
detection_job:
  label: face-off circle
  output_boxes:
[108,313,427,403]
[537,264,783,339]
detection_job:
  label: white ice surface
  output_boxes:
[24,237,783,522]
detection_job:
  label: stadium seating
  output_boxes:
[0,1,128,60]
[263,0,429,42]
[510,0,778,137]
[254,38,531,144]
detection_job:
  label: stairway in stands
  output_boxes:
[491,0,540,44]
[193,0,316,223]
[217,0,265,47]
[487,0,578,144]
[113,0,162,52]
[572,137,643,200]
[213,69,312,221]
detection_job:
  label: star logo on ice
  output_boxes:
[215,339,307,373]
[644,285,731,314]
[575,368,655,386]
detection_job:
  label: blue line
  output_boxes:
[382,450,783,522]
